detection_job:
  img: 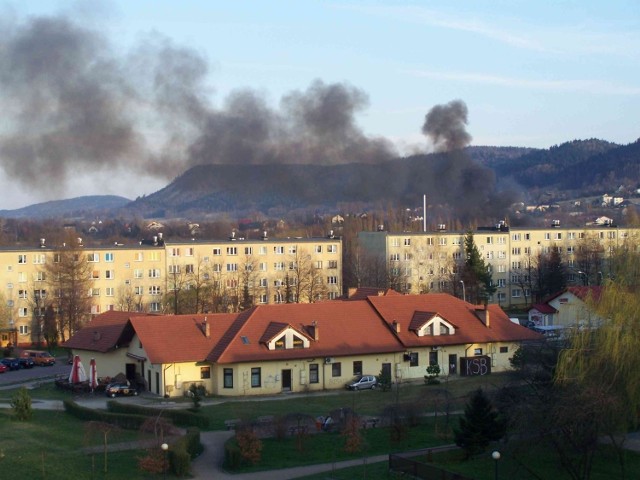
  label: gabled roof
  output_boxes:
[258,322,310,344]
[409,311,438,331]
[208,301,404,364]
[367,293,541,348]
[62,310,152,353]
[545,286,603,304]
[130,313,237,364]
[529,303,557,314]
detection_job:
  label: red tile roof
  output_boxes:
[529,303,557,314]
[130,313,237,364]
[62,310,153,353]
[208,301,405,364]
[367,293,542,348]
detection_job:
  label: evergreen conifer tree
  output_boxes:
[454,388,506,458]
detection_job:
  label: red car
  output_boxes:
[0,364,7,373]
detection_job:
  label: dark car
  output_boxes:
[0,357,20,371]
[346,375,377,391]
[105,382,138,398]
[18,357,35,369]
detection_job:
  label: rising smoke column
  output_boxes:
[0,11,396,197]
[420,100,514,221]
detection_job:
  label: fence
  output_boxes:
[389,446,474,480]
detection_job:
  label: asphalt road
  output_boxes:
[0,355,69,387]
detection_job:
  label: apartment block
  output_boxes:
[0,233,342,347]
[358,222,639,308]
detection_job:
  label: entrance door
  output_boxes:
[125,363,136,382]
[449,354,458,375]
[282,369,292,391]
[382,363,392,380]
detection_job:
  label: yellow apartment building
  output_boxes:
[358,222,640,309]
[0,232,342,347]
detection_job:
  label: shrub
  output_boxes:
[224,443,242,469]
[107,400,210,429]
[11,387,32,421]
[376,368,392,392]
[63,399,148,430]
[425,364,441,385]
[235,427,262,465]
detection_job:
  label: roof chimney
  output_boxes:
[392,320,401,333]
[310,320,319,341]
[203,317,210,338]
[40,238,46,248]
[476,306,491,328]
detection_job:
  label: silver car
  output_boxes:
[346,375,377,390]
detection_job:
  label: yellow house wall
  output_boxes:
[68,349,131,380]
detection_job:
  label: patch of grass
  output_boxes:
[226,416,458,473]
[0,381,71,401]
[0,409,163,479]
[200,373,512,431]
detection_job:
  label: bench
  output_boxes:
[224,419,241,430]
[257,415,274,425]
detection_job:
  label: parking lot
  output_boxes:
[0,354,69,387]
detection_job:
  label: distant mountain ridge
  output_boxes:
[0,195,131,219]
[1,139,638,220]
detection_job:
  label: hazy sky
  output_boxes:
[1,0,638,209]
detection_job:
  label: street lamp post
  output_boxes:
[161,443,169,480]
[460,280,466,303]
[492,450,501,480]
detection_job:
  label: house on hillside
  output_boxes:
[528,286,604,330]
[64,293,542,398]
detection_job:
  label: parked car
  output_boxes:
[0,357,20,371]
[105,382,138,398]
[346,375,377,390]
[0,364,7,373]
[18,357,35,369]
[20,350,56,366]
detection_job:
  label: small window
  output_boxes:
[309,363,319,383]
[19,325,29,335]
[474,348,483,356]
[409,352,419,367]
[200,367,211,379]
[331,362,342,377]
[499,346,508,353]
[353,361,363,376]
[251,367,261,388]
[223,368,233,388]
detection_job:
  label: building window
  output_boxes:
[149,286,161,296]
[288,246,297,254]
[244,247,253,255]
[331,362,341,377]
[106,287,114,296]
[227,247,237,255]
[390,253,400,262]
[309,364,319,383]
[87,253,99,262]
[409,352,419,367]
[511,289,521,298]
[274,262,284,271]
[259,246,267,255]
[353,361,362,376]
[327,292,337,300]
[33,254,45,264]
[315,245,323,253]
[185,264,194,274]
[170,248,180,257]
[499,346,508,353]
[91,270,100,279]
[328,245,337,253]
[223,368,233,388]
[19,325,29,335]
[251,367,261,388]
[148,269,161,278]
[105,270,114,279]
[327,276,337,284]
[200,367,211,379]
[474,348,483,356]
[149,302,161,312]
[213,248,221,255]
[168,265,181,274]
[259,294,268,304]
[18,254,26,264]
[274,246,284,254]
[36,272,45,282]
[105,252,114,262]
[19,307,28,317]
[134,269,143,278]
[226,263,238,272]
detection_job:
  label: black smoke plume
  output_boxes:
[0,13,395,195]
[422,99,472,152]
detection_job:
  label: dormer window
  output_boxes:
[413,314,456,337]
[264,324,311,350]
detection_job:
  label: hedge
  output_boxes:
[63,399,148,430]
[106,400,210,429]
[168,427,203,477]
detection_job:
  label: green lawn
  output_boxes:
[0,409,165,480]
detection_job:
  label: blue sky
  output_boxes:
[2,0,639,208]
